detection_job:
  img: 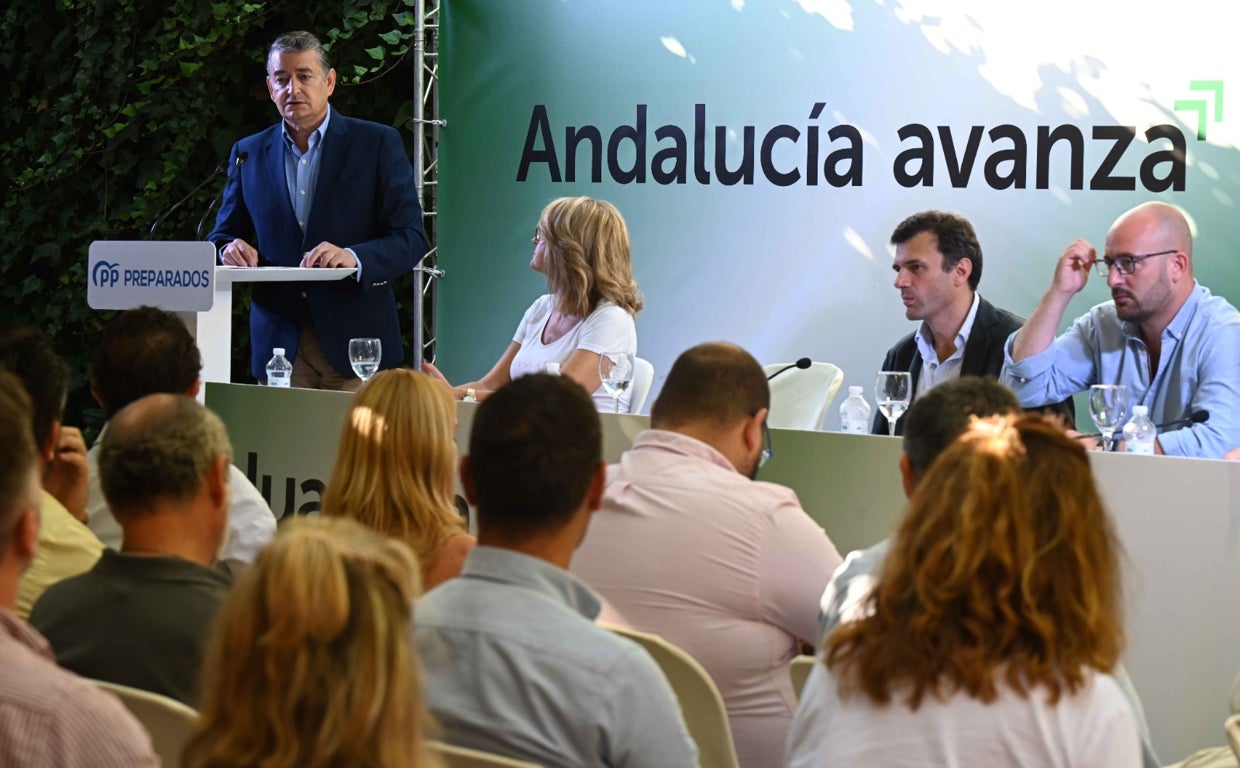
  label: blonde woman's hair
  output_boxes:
[825,415,1124,709]
[539,196,643,317]
[182,516,439,768]
[322,368,465,581]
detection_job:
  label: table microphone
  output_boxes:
[1157,409,1209,430]
[1079,409,1209,440]
[767,357,811,381]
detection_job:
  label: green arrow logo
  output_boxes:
[1174,80,1223,140]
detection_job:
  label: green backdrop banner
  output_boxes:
[437,0,1240,426]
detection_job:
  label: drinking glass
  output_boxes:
[874,371,912,437]
[599,352,635,413]
[348,338,382,383]
[1089,384,1130,452]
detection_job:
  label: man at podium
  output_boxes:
[208,31,425,390]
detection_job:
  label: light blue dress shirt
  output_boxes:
[279,106,361,279]
[1001,282,1240,458]
[913,291,980,399]
[414,546,698,768]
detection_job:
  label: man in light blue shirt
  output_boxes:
[1002,201,1240,458]
[414,374,698,768]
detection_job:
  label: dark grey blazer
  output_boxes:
[871,295,1075,435]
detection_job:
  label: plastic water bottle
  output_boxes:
[1122,405,1156,455]
[839,386,872,434]
[266,348,292,388]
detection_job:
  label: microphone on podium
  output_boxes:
[197,151,248,240]
[148,156,231,239]
[767,357,812,381]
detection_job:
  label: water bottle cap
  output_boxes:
[273,348,285,356]
[849,386,863,396]
[1132,405,1148,416]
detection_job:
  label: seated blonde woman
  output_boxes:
[423,196,642,411]
[182,516,439,768]
[322,368,474,591]
[787,415,1141,766]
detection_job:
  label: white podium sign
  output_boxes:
[87,241,216,311]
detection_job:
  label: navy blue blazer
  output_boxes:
[208,110,426,379]
[870,296,1075,435]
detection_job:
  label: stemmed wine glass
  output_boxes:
[1089,384,1130,452]
[348,338,382,383]
[875,371,912,437]
[599,352,635,414]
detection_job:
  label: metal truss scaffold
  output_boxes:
[412,0,444,369]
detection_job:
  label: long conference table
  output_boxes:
[207,382,1240,762]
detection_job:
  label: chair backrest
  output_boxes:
[602,623,740,768]
[91,679,198,768]
[628,357,655,414]
[429,741,544,768]
[1226,714,1240,761]
[789,654,816,700]
[762,362,845,430]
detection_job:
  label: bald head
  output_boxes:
[1109,201,1193,262]
[100,394,233,518]
[651,343,769,430]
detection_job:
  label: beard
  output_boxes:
[1112,268,1172,325]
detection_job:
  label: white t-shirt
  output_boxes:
[786,660,1141,768]
[510,294,637,412]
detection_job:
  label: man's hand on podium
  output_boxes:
[300,241,357,269]
[220,238,259,267]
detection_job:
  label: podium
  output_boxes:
[197,266,355,384]
[87,241,355,388]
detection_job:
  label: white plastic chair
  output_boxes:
[762,362,845,430]
[429,741,544,768]
[91,679,198,768]
[602,623,741,768]
[1227,714,1240,762]
[789,654,815,700]
[628,357,655,414]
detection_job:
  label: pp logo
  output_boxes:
[92,261,120,287]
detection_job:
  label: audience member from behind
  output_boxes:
[0,327,103,618]
[322,368,474,590]
[788,416,1141,766]
[0,372,158,767]
[30,394,232,706]
[415,374,697,767]
[819,376,1020,642]
[571,341,842,768]
[423,196,642,411]
[88,306,276,574]
[183,516,439,768]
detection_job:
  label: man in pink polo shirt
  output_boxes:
[571,342,843,768]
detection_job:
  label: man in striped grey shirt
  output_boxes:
[0,371,158,767]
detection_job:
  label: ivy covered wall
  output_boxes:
[0,0,420,427]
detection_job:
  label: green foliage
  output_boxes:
[0,0,420,424]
